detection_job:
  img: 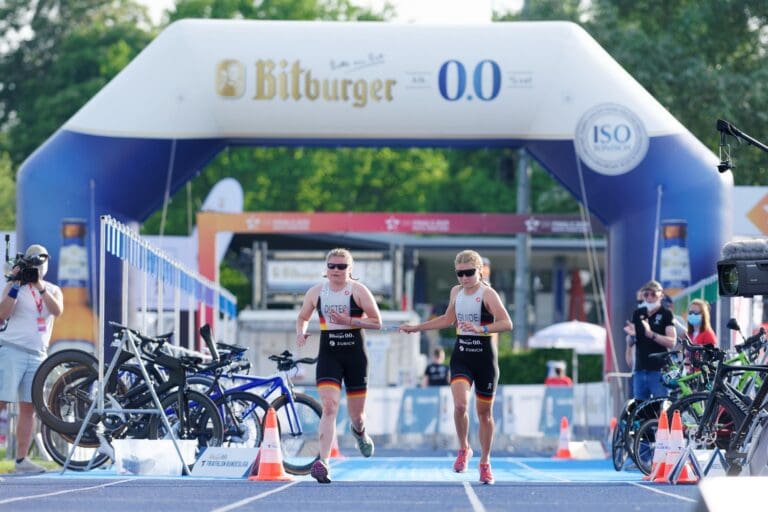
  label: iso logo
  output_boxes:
[575,103,649,176]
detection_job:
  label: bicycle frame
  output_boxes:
[207,368,308,436]
[690,359,768,459]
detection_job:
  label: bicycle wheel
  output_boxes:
[269,393,322,475]
[187,375,216,396]
[215,391,269,448]
[632,418,658,475]
[626,397,668,464]
[40,423,110,470]
[32,350,99,435]
[148,390,224,452]
[669,392,741,450]
[611,408,630,471]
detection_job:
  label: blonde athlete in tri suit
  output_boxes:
[400,250,512,485]
[296,248,382,484]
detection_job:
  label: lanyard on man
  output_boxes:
[29,285,45,332]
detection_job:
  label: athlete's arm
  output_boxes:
[400,287,459,333]
[474,287,512,334]
[349,283,382,330]
[296,285,320,347]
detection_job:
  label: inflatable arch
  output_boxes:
[18,20,732,369]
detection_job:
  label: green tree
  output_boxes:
[0,148,15,229]
[168,0,395,22]
[0,0,155,168]
[498,0,768,185]
[583,1,768,185]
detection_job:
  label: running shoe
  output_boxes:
[479,463,494,485]
[453,447,473,472]
[14,458,46,474]
[351,426,374,457]
[311,459,331,484]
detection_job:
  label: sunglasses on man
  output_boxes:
[327,263,349,270]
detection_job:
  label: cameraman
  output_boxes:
[0,244,63,474]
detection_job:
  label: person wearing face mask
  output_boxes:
[623,280,676,400]
[0,244,63,474]
[686,299,716,347]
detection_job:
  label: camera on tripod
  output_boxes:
[6,252,47,285]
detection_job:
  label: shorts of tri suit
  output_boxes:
[315,328,368,398]
[450,335,499,403]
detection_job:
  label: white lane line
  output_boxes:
[0,478,133,505]
[462,481,488,512]
[512,460,571,482]
[628,482,697,503]
[211,481,300,512]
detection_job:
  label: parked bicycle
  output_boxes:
[632,324,768,475]
[31,322,225,469]
[191,325,322,475]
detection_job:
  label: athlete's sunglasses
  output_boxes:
[455,268,477,278]
[327,263,349,270]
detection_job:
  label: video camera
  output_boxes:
[717,240,768,297]
[3,235,47,285]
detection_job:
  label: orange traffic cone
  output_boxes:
[609,416,617,436]
[647,409,670,482]
[666,410,698,484]
[554,416,572,459]
[607,417,617,459]
[248,407,292,481]
[330,430,345,460]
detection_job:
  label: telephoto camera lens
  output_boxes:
[718,264,739,296]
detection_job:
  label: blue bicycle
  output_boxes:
[194,327,322,475]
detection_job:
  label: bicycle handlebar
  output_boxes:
[268,351,318,372]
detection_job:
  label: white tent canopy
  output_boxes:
[528,320,606,354]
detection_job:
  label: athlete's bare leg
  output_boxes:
[318,386,341,461]
[476,397,495,464]
[451,380,471,449]
[347,394,367,433]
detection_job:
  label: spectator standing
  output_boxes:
[623,280,676,399]
[687,299,717,347]
[544,365,573,386]
[423,347,450,387]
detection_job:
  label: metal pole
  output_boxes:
[514,149,531,348]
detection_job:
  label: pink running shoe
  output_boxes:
[479,463,495,485]
[453,448,473,473]
[310,459,331,484]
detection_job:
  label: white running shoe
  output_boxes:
[15,458,46,474]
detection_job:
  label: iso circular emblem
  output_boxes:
[575,103,649,176]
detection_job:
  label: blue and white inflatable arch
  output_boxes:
[18,20,732,367]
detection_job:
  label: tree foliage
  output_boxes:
[498,0,768,184]
[2,0,767,238]
[585,1,768,184]
[0,1,155,167]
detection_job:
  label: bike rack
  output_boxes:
[60,328,191,475]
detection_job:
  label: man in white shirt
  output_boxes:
[0,244,63,474]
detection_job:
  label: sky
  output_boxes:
[143,0,523,24]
